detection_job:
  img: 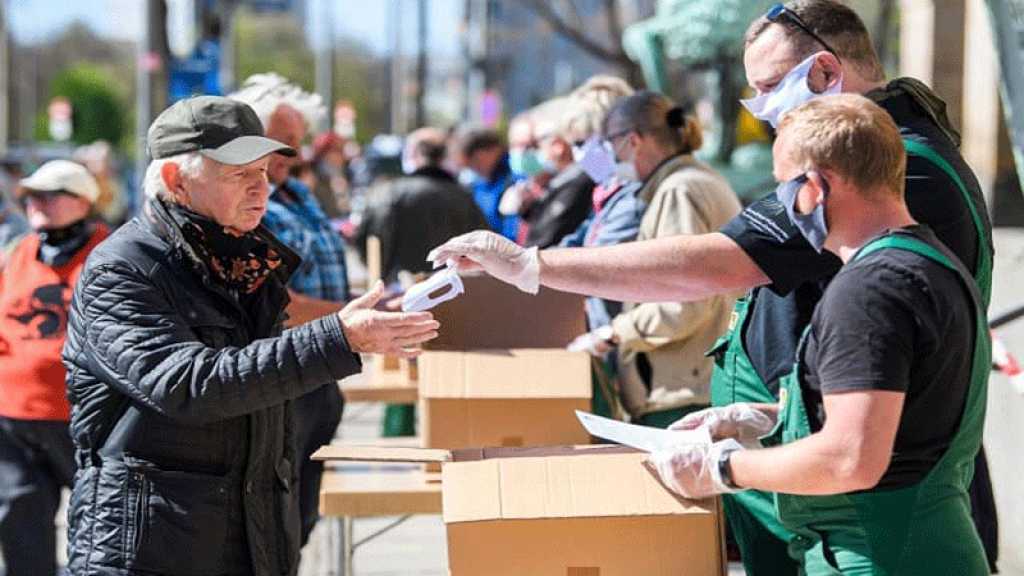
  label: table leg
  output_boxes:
[342,516,355,575]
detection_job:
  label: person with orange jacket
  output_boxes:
[0,160,108,575]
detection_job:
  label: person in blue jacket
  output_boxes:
[454,126,518,241]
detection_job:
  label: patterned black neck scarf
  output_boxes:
[162,200,282,295]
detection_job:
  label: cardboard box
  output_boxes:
[416,275,592,459]
[427,274,587,350]
[418,349,592,451]
[314,444,726,576]
[368,274,584,389]
[369,354,416,385]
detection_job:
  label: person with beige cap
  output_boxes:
[0,159,108,576]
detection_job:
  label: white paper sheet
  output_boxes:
[575,410,711,453]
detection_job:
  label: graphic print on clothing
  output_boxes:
[6,282,71,340]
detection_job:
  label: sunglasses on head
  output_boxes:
[765,3,841,61]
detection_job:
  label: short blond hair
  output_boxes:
[777,94,905,197]
[527,97,570,141]
[559,75,634,142]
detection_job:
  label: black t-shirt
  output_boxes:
[800,227,978,488]
[719,85,992,394]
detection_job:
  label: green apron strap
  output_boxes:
[855,235,952,267]
[775,231,991,575]
[902,138,992,305]
[855,233,986,311]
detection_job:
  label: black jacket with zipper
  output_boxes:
[62,199,362,576]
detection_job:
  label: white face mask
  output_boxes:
[614,160,638,182]
[611,136,639,182]
[401,262,464,312]
[574,137,617,184]
[458,168,478,187]
[741,53,843,128]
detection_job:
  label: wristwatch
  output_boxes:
[717,446,742,491]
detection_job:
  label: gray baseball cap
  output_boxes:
[147,95,296,164]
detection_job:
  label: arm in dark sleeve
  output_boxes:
[811,271,918,394]
[719,195,842,295]
[355,190,398,271]
[80,264,362,425]
[902,154,983,274]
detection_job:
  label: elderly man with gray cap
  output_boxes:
[61,96,438,576]
[0,160,108,576]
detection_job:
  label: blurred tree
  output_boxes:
[232,8,389,142]
[10,21,134,146]
[517,0,645,86]
[331,38,390,142]
[33,64,126,147]
[234,8,315,90]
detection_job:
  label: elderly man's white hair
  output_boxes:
[143,153,204,200]
[228,73,326,131]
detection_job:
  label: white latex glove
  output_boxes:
[648,439,745,499]
[667,403,776,446]
[427,231,540,294]
[566,325,615,357]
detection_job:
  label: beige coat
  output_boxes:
[613,154,742,417]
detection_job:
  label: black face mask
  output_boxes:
[37,218,90,246]
[162,200,283,295]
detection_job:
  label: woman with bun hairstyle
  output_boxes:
[588,91,743,427]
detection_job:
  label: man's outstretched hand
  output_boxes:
[338,281,440,357]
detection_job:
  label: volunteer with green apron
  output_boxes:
[651,94,990,575]
[699,4,996,573]
[699,131,993,574]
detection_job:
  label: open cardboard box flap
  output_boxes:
[314,444,716,523]
[427,274,586,350]
[418,349,591,399]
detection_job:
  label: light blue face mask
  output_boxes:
[741,53,843,128]
[508,149,545,179]
[775,173,830,253]
[458,168,479,187]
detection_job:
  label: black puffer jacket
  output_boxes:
[522,164,595,249]
[354,166,489,281]
[62,200,362,576]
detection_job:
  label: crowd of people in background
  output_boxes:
[0,1,1004,574]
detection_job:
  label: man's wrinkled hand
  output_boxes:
[338,281,440,357]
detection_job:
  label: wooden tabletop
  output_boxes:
[319,467,442,517]
[338,370,418,404]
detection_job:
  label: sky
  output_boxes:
[7,0,463,57]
